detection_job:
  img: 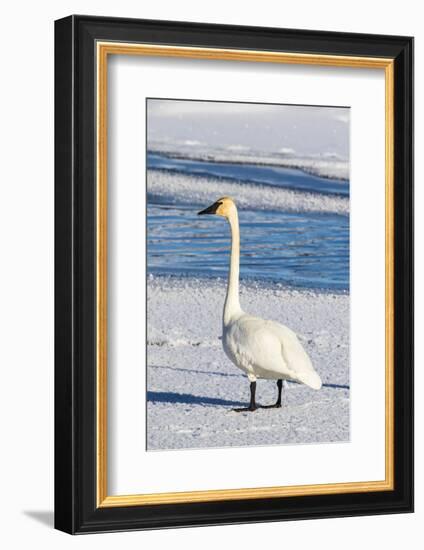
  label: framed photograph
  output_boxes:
[54,15,413,534]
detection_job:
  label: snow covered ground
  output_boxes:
[147,275,350,451]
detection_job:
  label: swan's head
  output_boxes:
[197,196,237,219]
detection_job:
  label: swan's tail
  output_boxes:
[298,370,322,390]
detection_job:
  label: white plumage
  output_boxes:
[198,196,322,412]
[223,315,322,389]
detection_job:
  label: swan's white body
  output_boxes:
[200,197,322,398]
[222,312,321,389]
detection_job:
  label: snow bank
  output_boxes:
[147,170,349,215]
[147,275,350,450]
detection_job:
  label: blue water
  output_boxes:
[147,153,349,291]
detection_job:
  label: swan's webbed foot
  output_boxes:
[233,381,257,413]
[233,405,257,413]
[260,402,282,409]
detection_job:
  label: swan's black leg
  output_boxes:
[276,379,283,406]
[261,379,283,409]
[233,381,257,412]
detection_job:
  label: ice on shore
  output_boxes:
[147,170,349,215]
[147,275,350,451]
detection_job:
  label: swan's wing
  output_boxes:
[266,320,322,389]
[232,316,321,389]
[229,316,287,373]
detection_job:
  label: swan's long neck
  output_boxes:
[223,209,242,325]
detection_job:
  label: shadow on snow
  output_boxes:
[149,364,243,378]
[147,390,245,408]
[148,365,349,391]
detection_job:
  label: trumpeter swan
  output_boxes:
[198,197,322,412]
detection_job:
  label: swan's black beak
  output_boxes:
[197,201,222,216]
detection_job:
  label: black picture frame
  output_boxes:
[55,14,414,534]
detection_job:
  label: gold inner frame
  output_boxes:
[96,42,395,508]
